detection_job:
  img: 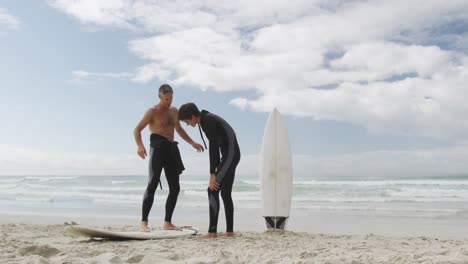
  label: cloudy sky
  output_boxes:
[1,0,468,178]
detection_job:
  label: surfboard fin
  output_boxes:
[264,216,288,229]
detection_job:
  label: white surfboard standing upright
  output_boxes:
[260,108,293,229]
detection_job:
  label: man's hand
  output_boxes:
[192,142,205,152]
[208,174,219,191]
[137,146,147,159]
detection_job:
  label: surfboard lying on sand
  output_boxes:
[64,225,198,240]
[260,108,293,229]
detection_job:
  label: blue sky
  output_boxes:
[1,1,468,177]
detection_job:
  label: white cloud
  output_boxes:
[0,6,20,30]
[49,0,468,139]
[48,0,324,33]
[330,42,453,80]
[2,143,468,179]
[72,70,134,81]
[132,63,171,83]
[71,67,171,84]
[235,60,468,138]
[47,0,135,29]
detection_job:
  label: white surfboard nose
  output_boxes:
[260,108,293,229]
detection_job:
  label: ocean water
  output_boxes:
[1,174,468,219]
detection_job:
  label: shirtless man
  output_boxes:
[134,84,204,232]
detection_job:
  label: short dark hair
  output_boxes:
[159,84,173,95]
[178,103,200,120]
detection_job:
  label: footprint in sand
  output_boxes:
[127,255,145,263]
[437,249,450,256]
[18,245,60,258]
[22,255,50,264]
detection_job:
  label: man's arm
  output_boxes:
[209,137,220,175]
[174,108,204,152]
[202,115,221,191]
[134,109,153,159]
[202,116,220,175]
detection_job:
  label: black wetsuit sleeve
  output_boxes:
[204,116,220,174]
[209,140,220,174]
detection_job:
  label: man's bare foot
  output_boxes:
[224,232,236,237]
[162,221,181,230]
[198,233,217,239]
[140,221,150,232]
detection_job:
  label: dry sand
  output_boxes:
[2,221,468,264]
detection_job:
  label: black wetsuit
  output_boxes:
[200,110,241,233]
[142,133,185,222]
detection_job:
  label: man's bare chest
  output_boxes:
[152,111,176,127]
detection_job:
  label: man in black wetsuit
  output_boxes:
[133,84,204,232]
[178,102,241,238]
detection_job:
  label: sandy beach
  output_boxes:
[1,175,468,263]
[3,0,468,262]
[1,213,468,264]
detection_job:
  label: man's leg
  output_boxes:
[221,148,240,237]
[201,148,240,239]
[220,167,235,234]
[141,147,163,232]
[206,186,221,237]
[162,161,180,230]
